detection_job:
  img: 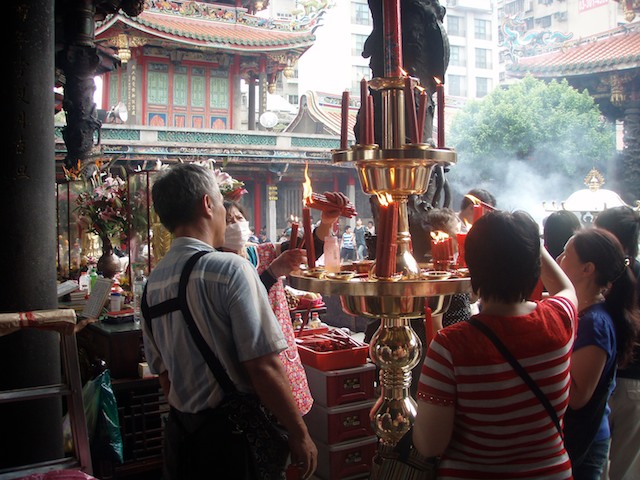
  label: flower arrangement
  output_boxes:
[213,168,247,201]
[75,174,129,241]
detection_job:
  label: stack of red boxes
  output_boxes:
[302,347,378,480]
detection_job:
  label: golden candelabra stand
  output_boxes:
[290,74,471,446]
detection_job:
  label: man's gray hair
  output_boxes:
[152,163,220,232]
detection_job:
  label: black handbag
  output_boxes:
[142,250,289,479]
[374,428,439,480]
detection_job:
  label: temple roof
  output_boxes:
[286,91,358,139]
[96,1,321,54]
[507,22,640,78]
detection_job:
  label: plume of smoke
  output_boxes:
[448,157,577,229]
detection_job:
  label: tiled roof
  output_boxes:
[508,23,640,77]
[97,3,318,53]
[287,91,358,138]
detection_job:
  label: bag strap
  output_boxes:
[142,250,237,395]
[177,250,237,395]
[468,318,564,439]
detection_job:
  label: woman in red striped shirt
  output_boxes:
[413,211,578,479]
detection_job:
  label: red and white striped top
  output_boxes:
[418,297,577,480]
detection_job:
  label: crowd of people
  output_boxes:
[139,163,640,480]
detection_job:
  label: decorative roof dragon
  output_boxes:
[500,14,573,63]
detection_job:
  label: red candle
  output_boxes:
[456,233,466,267]
[383,0,403,77]
[367,95,375,144]
[302,208,315,269]
[446,237,454,260]
[404,76,419,144]
[473,204,483,223]
[375,199,398,277]
[375,203,389,277]
[431,240,442,261]
[289,222,299,249]
[340,90,350,150]
[360,78,369,144]
[435,78,445,148]
[387,202,398,275]
[417,88,427,143]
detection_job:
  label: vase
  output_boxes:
[97,236,121,279]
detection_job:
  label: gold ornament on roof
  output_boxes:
[584,168,605,192]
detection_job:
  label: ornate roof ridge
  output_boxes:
[539,22,640,55]
[103,0,327,34]
[507,22,640,76]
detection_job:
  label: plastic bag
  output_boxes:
[63,369,123,464]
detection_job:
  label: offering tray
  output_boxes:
[289,272,471,319]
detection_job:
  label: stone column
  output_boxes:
[232,55,242,130]
[248,75,256,131]
[258,56,267,129]
[1,0,63,469]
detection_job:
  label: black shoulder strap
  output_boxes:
[141,250,236,395]
[175,251,236,394]
[468,318,564,439]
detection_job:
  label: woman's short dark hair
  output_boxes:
[466,210,541,303]
[152,163,219,232]
[594,206,640,259]
[543,210,581,260]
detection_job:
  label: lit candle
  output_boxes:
[404,75,418,144]
[417,87,427,143]
[302,208,315,269]
[383,0,403,77]
[289,222,299,249]
[375,194,397,278]
[360,77,369,145]
[340,90,350,150]
[456,233,466,267]
[435,77,445,148]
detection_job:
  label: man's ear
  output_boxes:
[201,194,214,217]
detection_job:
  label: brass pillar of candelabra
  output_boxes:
[289,0,469,448]
[292,79,467,446]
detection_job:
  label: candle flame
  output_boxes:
[376,192,393,207]
[434,77,442,85]
[400,68,408,76]
[416,85,426,94]
[430,230,449,242]
[464,219,473,229]
[303,163,313,204]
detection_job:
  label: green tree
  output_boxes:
[449,75,615,186]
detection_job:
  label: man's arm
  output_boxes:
[158,371,171,398]
[244,353,317,479]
